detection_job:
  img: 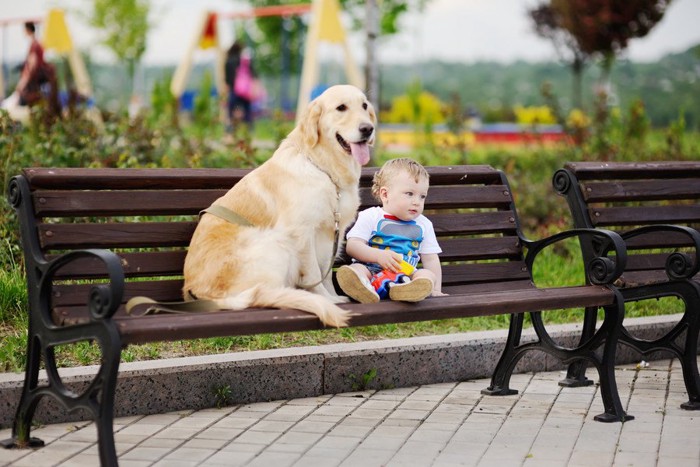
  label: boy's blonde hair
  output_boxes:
[371,158,429,201]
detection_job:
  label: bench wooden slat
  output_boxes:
[37,212,518,251]
[438,236,521,261]
[431,211,517,236]
[444,280,534,295]
[616,270,670,288]
[110,286,615,345]
[625,253,669,272]
[621,230,696,250]
[360,185,513,210]
[23,165,502,190]
[582,180,700,202]
[565,161,700,180]
[33,190,223,217]
[49,251,188,279]
[590,205,700,227]
[441,261,530,284]
[24,167,250,189]
[53,279,185,310]
[39,222,197,250]
[47,236,520,280]
[34,184,512,218]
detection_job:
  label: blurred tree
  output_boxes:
[553,0,672,87]
[530,0,672,110]
[529,3,589,110]
[89,0,150,102]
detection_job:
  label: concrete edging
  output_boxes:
[0,314,693,428]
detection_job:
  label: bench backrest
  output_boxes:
[11,165,533,321]
[554,161,700,277]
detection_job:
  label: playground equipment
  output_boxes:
[296,0,363,120]
[43,9,94,102]
[170,0,363,122]
[0,9,96,122]
[170,10,227,106]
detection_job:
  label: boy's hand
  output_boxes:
[375,250,403,272]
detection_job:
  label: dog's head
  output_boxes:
[299,85,377,167]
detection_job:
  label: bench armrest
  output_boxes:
[524,229,627,286]
[44,249,125,320]
[620,224,700,281]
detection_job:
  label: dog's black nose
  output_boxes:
[359,123,374,139]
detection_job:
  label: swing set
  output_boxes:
[170,0,363,121]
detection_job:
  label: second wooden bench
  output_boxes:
[554,161,700,410]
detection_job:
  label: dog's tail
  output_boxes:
[216,285,351,328]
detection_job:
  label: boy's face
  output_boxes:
[379,171,429,221]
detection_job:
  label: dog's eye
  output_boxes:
[336,104,347,112]
[362,102,368,110]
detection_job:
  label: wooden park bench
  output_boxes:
[553,161,700,410]
[2,165,632,466]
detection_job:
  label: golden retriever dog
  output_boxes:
[182,85,376,327]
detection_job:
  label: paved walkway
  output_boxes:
[1,358,698,467]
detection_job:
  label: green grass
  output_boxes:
[0,266,29,372]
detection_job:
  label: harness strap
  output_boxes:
[200,204,253,226]
[126,296,219,316]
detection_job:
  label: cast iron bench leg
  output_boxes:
[482,313,523,396]
[484,300,632,423]
[96,336,121,467]
[0,334,45,450]
[559,306,597,388]
[1,323,123,466]
[678,284,700,410]
[593,301,633,423]
[618,281,700,411]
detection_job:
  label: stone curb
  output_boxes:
[0,314,692,428]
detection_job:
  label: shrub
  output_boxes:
[383,81,445,126]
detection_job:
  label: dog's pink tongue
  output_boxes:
[350,142,370,166]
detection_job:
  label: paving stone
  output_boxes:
[119,445,172,462]
[289,420,335,434]
[339,447,395,467]
[159,446,212,462]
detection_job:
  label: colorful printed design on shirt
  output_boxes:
[368,215,423,268]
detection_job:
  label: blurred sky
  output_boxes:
[1,0,699,66]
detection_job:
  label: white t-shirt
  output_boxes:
[346,207,442,267]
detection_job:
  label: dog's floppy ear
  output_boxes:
[368,101,377,126]
[299,100,322,148]
[368,101,378,146]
